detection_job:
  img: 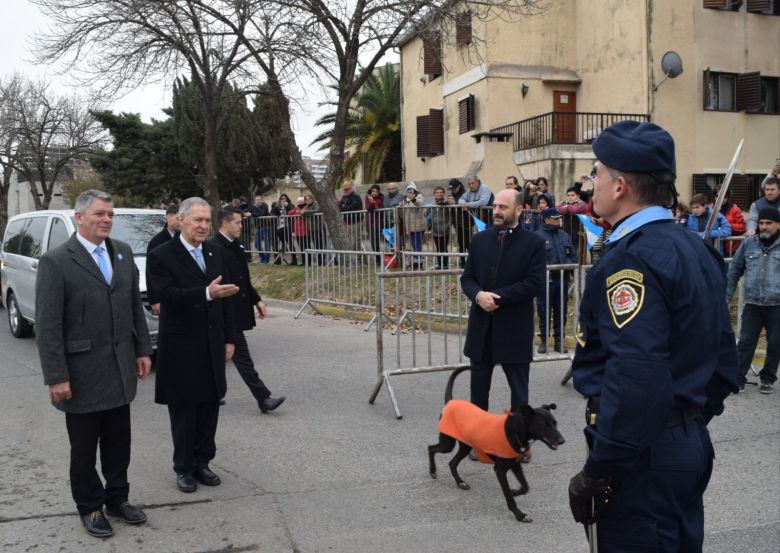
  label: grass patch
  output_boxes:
[249,264,306,302]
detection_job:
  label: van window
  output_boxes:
[19,217,47,259]
[111,214,166,255]
[2,219,25,254]
[48,217,70,251]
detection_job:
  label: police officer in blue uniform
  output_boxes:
[535,207,578,353]
[567,121,739,552]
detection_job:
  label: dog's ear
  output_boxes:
[518,405,534,418]
[541,403,557,411]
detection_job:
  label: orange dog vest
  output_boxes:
[438,400,521,464]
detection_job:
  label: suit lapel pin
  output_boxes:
[117,253,123,261]
[208,252,212,256]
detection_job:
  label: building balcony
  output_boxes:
[491,112,650,153]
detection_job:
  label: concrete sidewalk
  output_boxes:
[0,304,777,552]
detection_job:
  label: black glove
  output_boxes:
[568,470,612,524]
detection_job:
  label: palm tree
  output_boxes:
[312,63,401,184]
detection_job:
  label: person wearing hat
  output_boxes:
[399,182,425,267]
[534,207,577,354]
[445,178,472,262]
[726,206,780,394]
[567,121,739,552]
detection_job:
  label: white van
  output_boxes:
[0,208,164,346]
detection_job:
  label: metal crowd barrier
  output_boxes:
[369,265,587,419]
[294,248,397,330]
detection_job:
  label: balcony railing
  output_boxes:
[491,112,650,152]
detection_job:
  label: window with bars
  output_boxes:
[458,95,475,134]
[423,32,442,79]
[416,109,445,158]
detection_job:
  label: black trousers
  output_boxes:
[167,402,220,475]
[469,326,530,411]
[231,331,271,403]
[65,404,131,515]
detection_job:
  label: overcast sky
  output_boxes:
[0,1,339,157]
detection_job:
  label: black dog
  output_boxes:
[427,367,565,522]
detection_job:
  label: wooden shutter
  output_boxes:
[423,32,442,78]
[458,95,475,134]
[456,12,472,46]
[746,0,771,12]
[703,0,728,8]
[703,69,712,109]
[429,108,444,156]
[417,115,430,158]
[729,174,750,211]
[736,71,761,111]
[692,174,711,197]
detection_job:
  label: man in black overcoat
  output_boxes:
[209,207,286,413]
[146,204,180,313]
[460,189,546,412]
[146,197,239,493]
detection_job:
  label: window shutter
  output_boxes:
[746,0,771,12]
[429,108,444,156]
[423,32,442,78]
[692,174,711,197]
[703,0,728,8]
[736,71,761,111]
[456,12,472,46]
[729,174,750,211]
[703,69,712,109]
[417,115,431,158]
[458,95,475,134]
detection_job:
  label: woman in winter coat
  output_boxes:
[430,186,452,269]
[288,197,310,262]
[399,182,426,265]
[365,184,385,253]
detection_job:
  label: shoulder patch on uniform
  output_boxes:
[606,271,645,329]
[606,269,644,287]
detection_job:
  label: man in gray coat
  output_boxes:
[35,190,153,539]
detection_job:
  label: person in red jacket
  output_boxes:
[288,198,310,262]
[716,188,746,256]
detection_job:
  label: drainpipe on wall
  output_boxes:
[396,47,406,181]
[646,0,655,121]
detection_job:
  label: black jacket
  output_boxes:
[338,192,364,223]
[147,236,237,404]
[208,233,262,331]
[460,226,546,364]
[146,225,176,304]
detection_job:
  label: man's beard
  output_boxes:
[759,230,778,243]
[494,213,517,229]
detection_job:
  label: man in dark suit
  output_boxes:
[461,188,546,412]
[146,204,180,314]
[209,208,286,413]
[146,197,239,493]
[36,190,153,538]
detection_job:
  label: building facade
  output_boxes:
[398,0,780,207]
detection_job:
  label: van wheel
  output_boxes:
[7,292,33,338]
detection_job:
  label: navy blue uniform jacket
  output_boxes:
[572,217,738,479]
[461,226,546,364]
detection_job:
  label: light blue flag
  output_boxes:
[471,213,487,232]
[577,214,603,250]
[382,226,396,246]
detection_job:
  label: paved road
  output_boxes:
[0,303,777,553]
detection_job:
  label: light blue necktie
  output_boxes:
[94,246,112,284]
[192,248,206,272]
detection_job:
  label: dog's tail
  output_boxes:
[445,367,471,403]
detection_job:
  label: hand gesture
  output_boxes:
[208,276,239,299]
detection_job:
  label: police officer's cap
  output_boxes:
[541,207,562,219]
[593,121,676,177]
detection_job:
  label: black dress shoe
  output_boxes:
[194,466,221,486]
[106,501,147,524]
[80,510,114,538]
[259,395,286,413]
[176,473,197,493]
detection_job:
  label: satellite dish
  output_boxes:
[661,51,683,78]
[653,51,683,91]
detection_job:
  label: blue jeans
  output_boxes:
[737,303,780,385]
[255,228,270,263]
